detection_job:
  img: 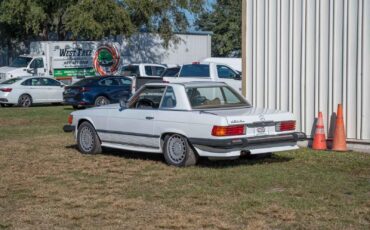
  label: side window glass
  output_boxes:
[119,78,132,86]
[43,78,60,86]
[21,79,32,86]
[154,67,165,76]
[23,78,41,86]
[160,87,177,109]
[217,65,236,79]
[40,78,49,86]
[145,66,153,76]
[30,59,44,69]
[99,78,119,86]
[129,87,166,109]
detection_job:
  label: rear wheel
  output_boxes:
[77,122,102,154]
[18,94,32,107]
[94,96,110,106]
[163,134,198,167]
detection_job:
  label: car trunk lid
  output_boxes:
[204,107,295,137]
[63,86,84,97]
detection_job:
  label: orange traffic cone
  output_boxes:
[332,104,347,151]
[312,112,327,150]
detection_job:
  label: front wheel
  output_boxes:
[77,122,102,154]
[163,134,198,167]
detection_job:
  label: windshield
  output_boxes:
[186,86,250,109]
[179,64,210,77]
[9,57,33,68]
[0,78,22,84]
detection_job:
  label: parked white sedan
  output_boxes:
[0,76,64,107]
[63,82,306,167]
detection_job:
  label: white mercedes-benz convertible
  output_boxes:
[63,82,306,167]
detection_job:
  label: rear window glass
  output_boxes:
[179,64,210,77]
[0,78,22,84]
[121,65,139,76]
[161,67,180,77]
[72,78,97,86]
[186,86,250,109]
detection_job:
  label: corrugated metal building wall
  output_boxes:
[243,0,370,142]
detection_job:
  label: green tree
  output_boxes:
[196,0,242,57]
[0,0,206,43]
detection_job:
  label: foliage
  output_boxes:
[0,0,206,54]
[196,0,242,57]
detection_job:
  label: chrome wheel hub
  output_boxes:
[20,96,31,107]
[167,135,186,164]
[79,126,94,152]
[96,97,109,106]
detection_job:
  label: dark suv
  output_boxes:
[63,76,132,108]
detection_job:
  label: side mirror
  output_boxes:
[234,74,242,80]
[27,69,35,74]
[119,98,128,111]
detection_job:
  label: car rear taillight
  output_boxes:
[192,61,200,64]
[80,87,90,92]
[0,88,12,92]
[162,80,170,83]
[68,115,73,125]
[275,121,296,132]
[212,125,245,136]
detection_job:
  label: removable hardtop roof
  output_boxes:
[144,81,228,88]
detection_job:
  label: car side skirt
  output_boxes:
[101,141,162,153]
[96,129,162,153]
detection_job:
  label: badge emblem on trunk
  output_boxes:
[258,114,266,121]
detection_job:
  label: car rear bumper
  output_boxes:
[63,125,75,133]
[63,98,93,106]
[189,132,306,158]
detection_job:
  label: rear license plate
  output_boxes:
[256,126,267,135]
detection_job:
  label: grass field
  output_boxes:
[0,106,369,229]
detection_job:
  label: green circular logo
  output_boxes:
[97,48,114,67]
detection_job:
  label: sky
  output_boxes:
[186,0,216,31]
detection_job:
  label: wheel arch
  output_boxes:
[18,93,33,106]
[77,118,102,142]
[160,131,198,155]
[19,93,33,101]
[94,94,111,102]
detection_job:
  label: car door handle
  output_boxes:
[145,116,154,120]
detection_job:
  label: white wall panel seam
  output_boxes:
[245,0,369,142]
[264,0,269,108]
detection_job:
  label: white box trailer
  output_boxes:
[0,41,119,84]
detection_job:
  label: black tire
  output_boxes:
[94,96,110,106]
[163,134,198,167]
[18,94,32,107]
[1,104,13,107]
[77,121,102,155]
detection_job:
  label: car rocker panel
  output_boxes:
[64,82,306,166]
